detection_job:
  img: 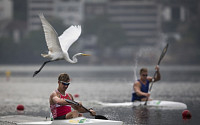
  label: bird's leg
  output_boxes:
[33,60,52,77]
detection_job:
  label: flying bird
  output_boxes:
[33,14,90,77]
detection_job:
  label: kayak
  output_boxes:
[96,100,187,109]
[17,117,123,125]
[0,115,123,125]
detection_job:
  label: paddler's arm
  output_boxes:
[68,94,82,110]
[72,102,96,115]
[68,94,96,115]
[134,81,150,98]
[70,96,96,116]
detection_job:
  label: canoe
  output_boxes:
[96,100,187,109]
[17,117,123,125]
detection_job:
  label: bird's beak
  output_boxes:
[81,54,91,56]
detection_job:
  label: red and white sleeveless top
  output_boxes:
[50,90,72,118]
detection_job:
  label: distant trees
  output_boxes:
[0,17,67,64]
[165,1,200,65]
[1,2,200,65]
[82,14,128,64]
[83,15,127,49]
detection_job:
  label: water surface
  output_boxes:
[0,65,199,125]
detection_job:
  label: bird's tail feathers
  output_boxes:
[38,13,44,19]
[41,54,50,58]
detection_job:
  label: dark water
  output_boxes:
[0,65,200,125]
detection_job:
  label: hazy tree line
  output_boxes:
[0,15,128,65]
[164,0,200,65]
[0,14,200,65]
[0,0,200,65]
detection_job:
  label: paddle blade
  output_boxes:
[158,43,169,65]
[95,115,108,120]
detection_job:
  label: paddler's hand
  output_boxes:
[78,102,82,107]
[89,108,96,116]
[72,101,82,108]
[155,65,160,72]
[144,93,150,98]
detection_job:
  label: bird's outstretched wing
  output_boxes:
[58,25,81,53]
[39,14,62,53]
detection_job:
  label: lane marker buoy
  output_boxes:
[74,94,79,98]
[17,104,24,111]
[182,110,192,120]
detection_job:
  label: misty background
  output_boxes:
[0,0,200,66]
[0,1,200,124]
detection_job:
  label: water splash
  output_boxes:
[133,56,138,82]
[133,47,152,82]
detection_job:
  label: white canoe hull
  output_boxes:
[17,117,123,125]
[96,100,187,109]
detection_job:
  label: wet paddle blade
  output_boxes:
[95,115,108,120]
[158,43,169,65]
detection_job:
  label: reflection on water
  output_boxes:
[133,107,149,124]
[0,65,200,125]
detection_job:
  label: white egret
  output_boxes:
[33,14,90,77]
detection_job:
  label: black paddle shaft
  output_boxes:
[144,43,169,105]
[65,99,108,120]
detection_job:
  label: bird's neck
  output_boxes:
[64,52,77,63]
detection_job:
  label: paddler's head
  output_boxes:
[140,68,148,80]
[58,73,70,91]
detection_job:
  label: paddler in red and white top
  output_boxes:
[50,73,96,120]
